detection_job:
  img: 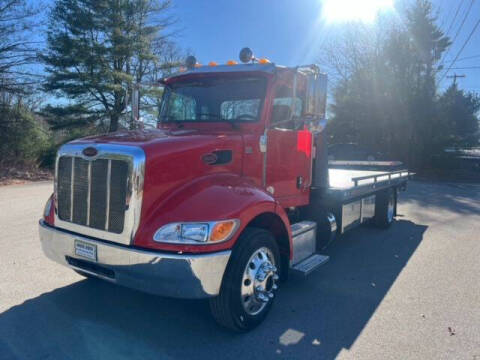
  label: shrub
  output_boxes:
[0,104,51,167]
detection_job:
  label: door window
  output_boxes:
[271,84,303,129]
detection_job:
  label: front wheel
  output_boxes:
[209,228,280,332]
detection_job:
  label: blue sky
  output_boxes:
[172,0,480,93]
[171,0,324,67]
[34,0,480,94]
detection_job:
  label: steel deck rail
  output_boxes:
[351,170,411,187]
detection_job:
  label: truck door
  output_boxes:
[265,80,312,208]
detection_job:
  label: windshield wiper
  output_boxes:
[196,113,240,129]
[162,114,239,129]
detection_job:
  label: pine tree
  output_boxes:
[42,0,173,132]
[325,0,453,168]
[439,84,480,146]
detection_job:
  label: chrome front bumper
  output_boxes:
[39,221,231,299]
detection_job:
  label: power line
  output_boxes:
[440,16,480,82]
[448,66,480,69]
[439,0,476,66]
[442,54,480,63]
[445,0,465,36]
[451,54,480,62]
[438,0,453,29]
[441,54,480,66]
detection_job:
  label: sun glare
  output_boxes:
[322,0,393,23]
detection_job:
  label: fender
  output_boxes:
[133,173,292,254]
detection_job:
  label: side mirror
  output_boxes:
[305,72,327,121]
[301,115,327,132]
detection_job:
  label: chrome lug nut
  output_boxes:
[256,271,267,281]
[257,292,269,303]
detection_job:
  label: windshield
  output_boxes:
[159,76,267,123]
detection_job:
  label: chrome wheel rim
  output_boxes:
[387,193,395,223]
[241,247,278,316]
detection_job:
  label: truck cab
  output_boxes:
[39,48,410,331]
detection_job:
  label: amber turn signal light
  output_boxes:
[210,220,238,242]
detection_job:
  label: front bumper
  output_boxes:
[39,221,231,298]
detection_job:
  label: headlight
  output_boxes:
[43,195,53,218]
[153,219,239,244]
[181,223,209,242]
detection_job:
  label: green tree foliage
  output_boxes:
[0,103,51,166]
[324,0,479,168]
[42,0,174,132]
[438,84,480,147]
[0,1,51,170]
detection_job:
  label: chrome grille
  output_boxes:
[55,143,145,245]
[57,156,129,234]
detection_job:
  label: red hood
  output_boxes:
[72,128,244,227]
[73,128,202,147]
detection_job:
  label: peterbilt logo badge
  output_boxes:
[82,147,98,157]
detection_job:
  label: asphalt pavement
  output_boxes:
[0,180,479,360]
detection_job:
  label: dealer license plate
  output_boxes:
[74,240,97,261]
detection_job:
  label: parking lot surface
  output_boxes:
[1,180,479,359]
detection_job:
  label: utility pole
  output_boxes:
[446,73,466,85]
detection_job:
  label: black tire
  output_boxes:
[209,227,280,332]
[374,188,396,228]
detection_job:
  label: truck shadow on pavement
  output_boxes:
[0,220,427,360]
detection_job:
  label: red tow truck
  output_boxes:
[39,48,411,331]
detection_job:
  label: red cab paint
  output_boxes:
[68,69,305,254]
